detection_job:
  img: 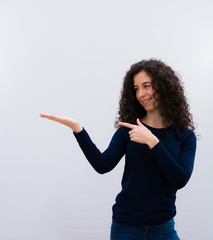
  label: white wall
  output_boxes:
[0,0,213,239]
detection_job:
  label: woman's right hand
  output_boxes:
[40,114,83,133]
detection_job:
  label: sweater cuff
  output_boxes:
[150,141,162,154]
[73,128,86,138]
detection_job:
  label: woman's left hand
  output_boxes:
[118,118,159,149]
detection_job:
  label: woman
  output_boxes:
[40,59,196,240]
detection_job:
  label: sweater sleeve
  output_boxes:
[73,127,126,174]
[150,131,197,189]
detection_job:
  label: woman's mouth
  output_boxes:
[142,98,152,106]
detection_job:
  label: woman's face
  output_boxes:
[133,71,158,113]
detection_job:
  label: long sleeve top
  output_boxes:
[73,123,196,226]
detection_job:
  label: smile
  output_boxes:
[142,99,152,105]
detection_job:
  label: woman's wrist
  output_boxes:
[72,124,83,134]
[147,135,159,149]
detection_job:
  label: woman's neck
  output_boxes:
[142,111,165,128]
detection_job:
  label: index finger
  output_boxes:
[40,113,58,121]
[118,122,137,129]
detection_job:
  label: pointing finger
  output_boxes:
[118,122,137,129]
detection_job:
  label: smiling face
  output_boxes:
[133,71,158,113]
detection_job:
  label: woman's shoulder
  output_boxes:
[170,126,196,143]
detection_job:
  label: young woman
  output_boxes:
[41,59,196,240]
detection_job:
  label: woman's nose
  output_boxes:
[138,88,145,97]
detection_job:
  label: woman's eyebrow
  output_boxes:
[142,81,151,85]
[134,81,151,87]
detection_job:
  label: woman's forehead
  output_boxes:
[133,71,152,85]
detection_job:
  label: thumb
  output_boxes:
[137,118,143,126]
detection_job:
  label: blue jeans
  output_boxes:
[110,219,180,240]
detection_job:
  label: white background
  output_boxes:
[0,0,213,239]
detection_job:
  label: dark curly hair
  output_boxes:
[115,59,195,131]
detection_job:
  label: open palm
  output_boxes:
[40,114,82,133]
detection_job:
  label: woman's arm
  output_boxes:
[118,118,196,189]
[150,132,196,189]
[40,114,126,174]
[73,128,126,174]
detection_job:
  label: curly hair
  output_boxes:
[115,59,195,131]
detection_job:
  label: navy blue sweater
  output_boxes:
[74,123,196,226]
